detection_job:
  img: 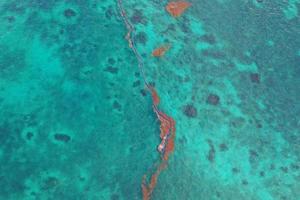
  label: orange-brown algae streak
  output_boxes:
[141,87,176,200]
[117,1,176,199]
[160,116,175,160]
[149,86,160,106]
[166,1,191,17]
[141,161,168,200]
[152,44,170,57]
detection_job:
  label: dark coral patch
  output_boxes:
[107,58,115,65]
[42,177,59,190]
[26,132,34,140]
[113,101,122,111]
[6,16,15,23]
[182,104,197,118]
[256,122,262,128]
[134,72,140,77]
[140,89,147,96]
[130,9,146,24]
[270,164,276,170]
[249,149,258,157]
[242,179,248,185]
[202,49,225,59]
[290,163,299,170]
[64,8,77,18]
[149,81,155,87]
[134,32,147,45]
[111,193,120,200]
[200,34,216,44]
[219,143,228,151]
[54,133,71,143]
[104,66,118,74]
[249,149,259,166]
[280,166,288,173]
[105,6,114,20]
[207,94,220,105]
[132,80,140,87]
[232,167,240,173]
[250,73,260,83]
[207,140,215,163]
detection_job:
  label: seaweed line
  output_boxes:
[117,0,176,199]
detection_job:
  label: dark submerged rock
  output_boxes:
[207,94,220,105]
[54,133,71,143]
[182,104,197,118]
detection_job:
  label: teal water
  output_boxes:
[0,0,299,199]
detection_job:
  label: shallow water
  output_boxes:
[0,0,299,200]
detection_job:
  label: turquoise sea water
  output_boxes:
[0,0,299,199]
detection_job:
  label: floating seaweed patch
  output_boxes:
[166,1,191,18]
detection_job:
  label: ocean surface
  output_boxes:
[0,0,299,199]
